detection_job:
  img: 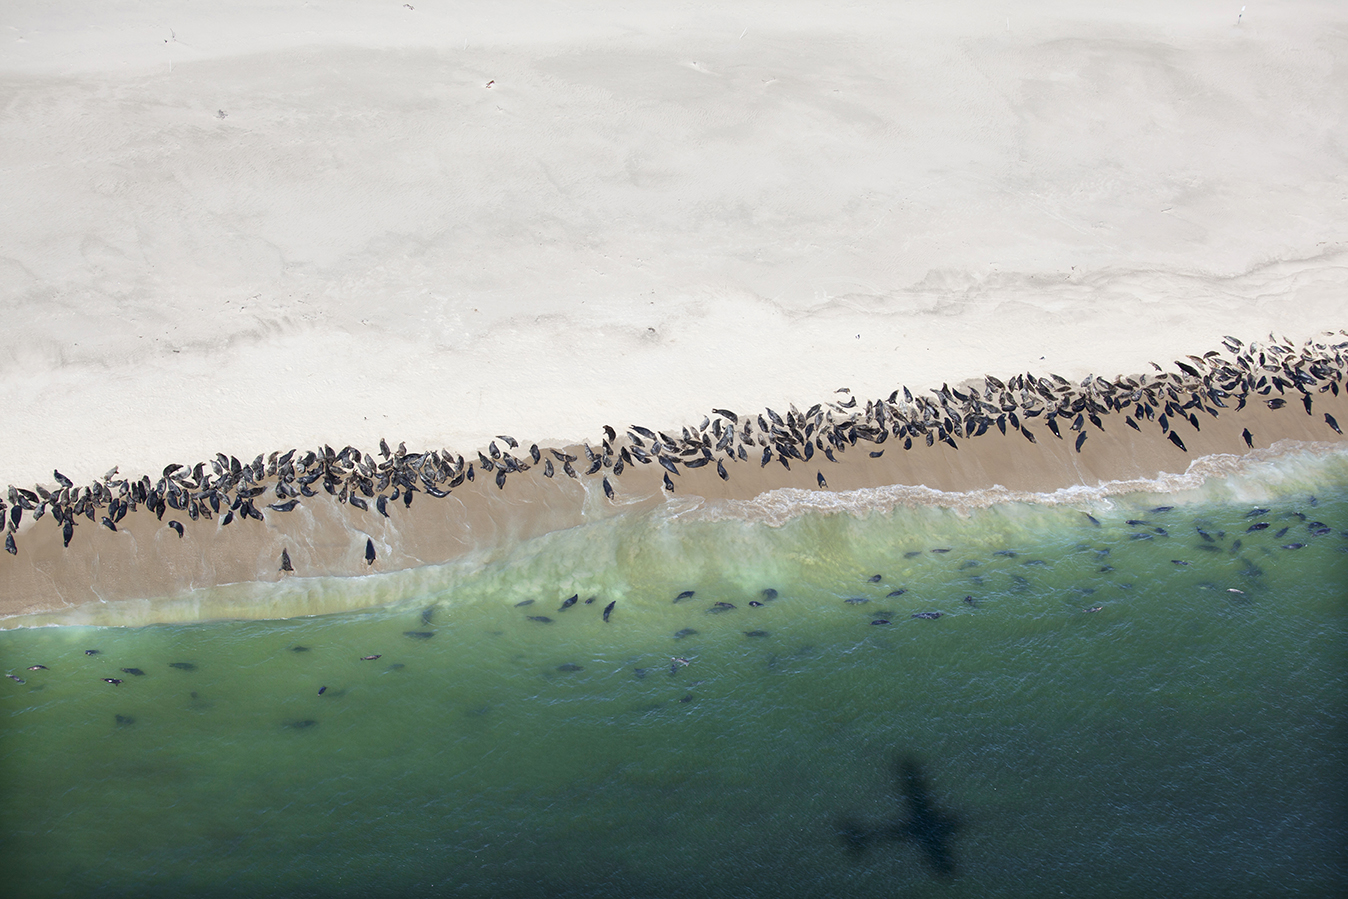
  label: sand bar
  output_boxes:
[2,2,1347,621]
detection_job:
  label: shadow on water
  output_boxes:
[838,755,963,877]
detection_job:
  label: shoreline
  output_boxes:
[3,335,1345,626]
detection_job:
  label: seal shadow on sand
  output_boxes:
[837,755,964,877]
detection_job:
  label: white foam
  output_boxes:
[688,442,1348,526]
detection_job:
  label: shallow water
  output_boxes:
[2,454,1346,897]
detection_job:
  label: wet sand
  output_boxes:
[4,349,1345,623]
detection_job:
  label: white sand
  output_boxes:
[3,0,1345,488]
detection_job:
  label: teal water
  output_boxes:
[3,453,1347,897]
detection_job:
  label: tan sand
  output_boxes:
[3,380,1344,623]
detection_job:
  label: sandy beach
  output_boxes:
[3,1,1346,622]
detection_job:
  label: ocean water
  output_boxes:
[2,450,1346,898]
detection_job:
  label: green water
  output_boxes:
[2,455,1347,897]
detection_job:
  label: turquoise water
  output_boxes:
[2,454,1346,897]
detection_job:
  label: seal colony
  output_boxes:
[2,334,1347,617]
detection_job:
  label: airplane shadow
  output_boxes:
[837,755,964,877]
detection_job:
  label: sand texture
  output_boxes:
[2,1,1346,488]
[2,2,1346,621]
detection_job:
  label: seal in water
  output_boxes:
[674,590,696,603]
[361,654,382,661]
[603,600,616,622]
[559,594,578,611]
[169,662,197,671]
[103,678,122,685]
[120,668,145,676]
[527,616,554,623]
